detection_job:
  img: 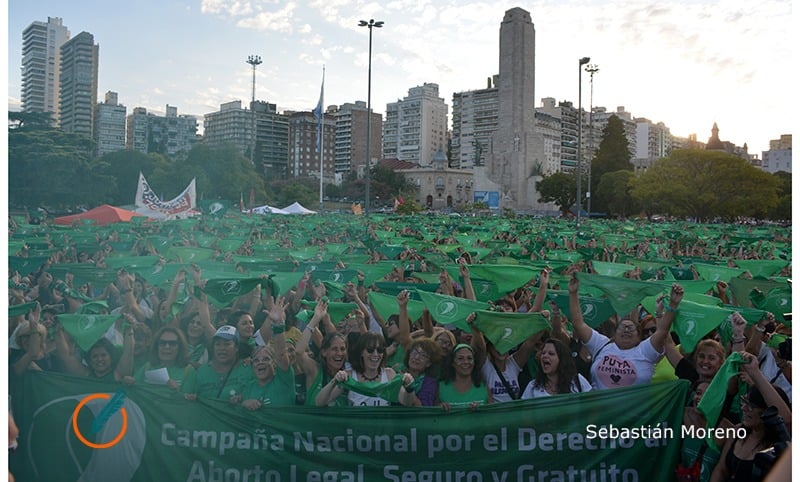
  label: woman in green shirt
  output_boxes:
[437,344,492,411]
[129,326,194,391]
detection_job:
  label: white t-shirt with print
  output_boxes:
[585,330,663,390]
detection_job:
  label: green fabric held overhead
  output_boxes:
[58,314,120,353]
[300,300,358,324]
[372,281,440,297]
[104,255,161,270]
[548,291,617,329]
[8,301,38,318]
[415,290,490,331]
[575,273,666,316]
[728,277,786,308]
[734,259,788,278]
[697,352,744,448]
[366,291,425,324]
[321,280,346,301]
[166,246,216,263]
[201,277,263,307]
[76,300,110,315]
[691,264,747,283]
[590,261,637,277]
[473,309,551,354]
[466,264,539,295]
[669,300,733,352]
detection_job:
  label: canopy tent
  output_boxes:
[248,204,290,215]
[246,202,316,215]
[281,202,317,215]
[54,205,147,226]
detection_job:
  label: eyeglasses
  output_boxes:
[410,348,430,360]
[617,324,638,333]
[365,346,386,354]
[253,357,273,364]
[739,395,761,411]
[158,340,179,347]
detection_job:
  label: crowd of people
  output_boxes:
[7,212,792,481]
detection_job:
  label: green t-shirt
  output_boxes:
[134,363,195,389]
[236,365,296,407]
[305,366,349,407]
[438,380,489,408]
[181,361,251,400]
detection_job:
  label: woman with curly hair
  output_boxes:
[521,338,592,398]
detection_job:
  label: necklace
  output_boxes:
[361,371,380,382]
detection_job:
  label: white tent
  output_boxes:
[248,204,290,215]
[281,202,317,215]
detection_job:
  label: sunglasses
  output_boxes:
[644,327,657,335]
[410,348,430,360]
[158,340,179,347]
[365,346,386,354]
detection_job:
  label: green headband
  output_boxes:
[453,343,474,354]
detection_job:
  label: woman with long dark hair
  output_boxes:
[521,338,592,398]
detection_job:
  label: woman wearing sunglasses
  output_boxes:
[568,275,683,390]
[316,332,397,406]
[127,326,194,391]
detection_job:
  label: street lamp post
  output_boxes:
[246,55,262,168]
[585,63,599,215]
[576,56,590,227]
[359,19,383,214]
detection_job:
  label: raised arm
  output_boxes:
[567,275,593,343]
[114,315,136,380]
[458,261,476,301]
[530,268,550,312]
[265,296,290,372]
[395,290,413,348]
[650,283,683,353]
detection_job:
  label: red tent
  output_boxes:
[54,205,147,226]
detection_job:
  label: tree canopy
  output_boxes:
[591,114,632,204]
[630,149,780,221]
[536,172,581,215]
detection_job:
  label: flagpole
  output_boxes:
[318,66,325,212]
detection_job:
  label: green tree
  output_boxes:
[537,172,582,215]
[630,149,780,221]
[8,126,103,208]
[591,114,632,199]
[595,170,639,218]
[96,150,162,204]
[269,177,318,208]
[395,200,423,215]
[768,171,791,221]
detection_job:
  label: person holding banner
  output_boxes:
[437,343,491,411]
[54,316,135,382]
[568,275,683,390]
[305,331,350,407]
[398,338,443,406]
[126,326,194,391]
[317,332,398,407]
[181,325,251,401]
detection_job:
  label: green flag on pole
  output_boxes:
[473,310,551,354]
[58,314,119,353]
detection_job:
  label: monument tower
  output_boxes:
[477,7,546,211]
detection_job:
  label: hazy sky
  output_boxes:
[5,0,793,154]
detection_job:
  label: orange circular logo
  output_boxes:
[71,393,128,449]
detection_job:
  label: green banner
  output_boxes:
[12,372,688,482]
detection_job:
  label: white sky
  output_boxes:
[5,0,795,154]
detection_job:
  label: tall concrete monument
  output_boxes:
[475,7,546,211]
